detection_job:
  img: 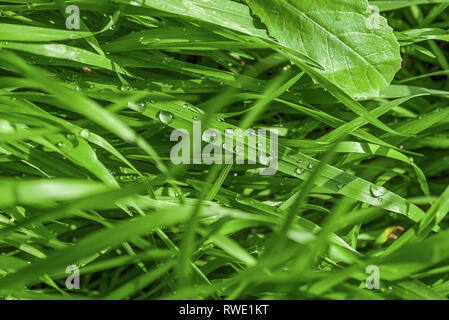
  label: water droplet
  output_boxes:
[137,102,147,113]
[370,185,386,198]
[307,163,315,169]
[182,104,188,109]
[193,116,199,120]
[259,154,270,166]
[225,128,234,134]
[79,129,90,139]
[120,85,130,92]
[337,183,345,189]
[57,142,65,148]
[158,111,174,125]
[295,167,305,175]
[217,118,224,122]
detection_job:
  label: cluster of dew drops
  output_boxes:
[75,95,388,204]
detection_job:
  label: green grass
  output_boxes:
[1,0,449,300]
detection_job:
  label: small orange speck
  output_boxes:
[385,226,405,241]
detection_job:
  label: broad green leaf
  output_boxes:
[244,0,402,98]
